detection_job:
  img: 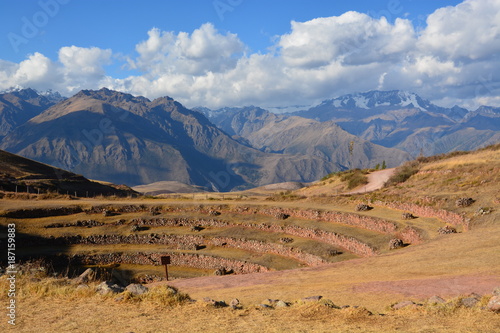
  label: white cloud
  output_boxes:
[133,23,244,76]
[418,0,500,61]
[1,0,500,110]
[279,12,415,67]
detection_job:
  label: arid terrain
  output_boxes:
[1,145,499,332]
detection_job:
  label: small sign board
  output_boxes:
[160,255,171,265]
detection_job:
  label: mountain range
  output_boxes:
[1,88,498,190]
[200,90,500,158]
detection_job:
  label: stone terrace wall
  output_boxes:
[35,234,328,266]
[230,206,397,234]
[71,252,269,274]
[374,201,469,230]
[130,218,377,257]
[397,226,424,244]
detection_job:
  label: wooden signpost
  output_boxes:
[160,256,171,281]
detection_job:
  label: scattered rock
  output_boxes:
[229,298,241,309]
[191,225,204,232]
[487,296,500,313]
[149,207,161,216]
[275,300,289,308]
[327,249,342,256]
[76,284,90,291]
[125,284,149,296]
[476,207,492,216]
[460,294,481,308]
[493,287,500,296]
[455,197,475,207]
[202,297,227,307]
[388,238,404,250]
[261,299,278,305]
[73,268,94,284]
[279,237,294,244]
[401,212,416,220]
[96,281,124,295]
[302,295,323,302]
[355,204,373,212]
[258,304,273,309]
[208,210,221,216]
[392,300,420,310]
[437,225,457,234]
[274,212,290,220]
[428,295,446,304]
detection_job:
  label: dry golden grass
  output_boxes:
[1,273,499,333]
[1,145,499,332]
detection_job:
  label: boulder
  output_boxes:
[356,204,373,212]
[437,226,457,234]
[455,197,475,207]
[73,268,94,284]
[125,283,149,296]
[392,300,419,310]
[401,212,416,220]
[302,295,323,302]
[428,296,446,304]
[274,212,290,220]
[389,238,404,250]
[487,296,500,313]
[275,300,289,308]
[460,293,481,308]
[229,298,241,309]
[96,281,124,295]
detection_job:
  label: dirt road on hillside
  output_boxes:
[346,168,395,194]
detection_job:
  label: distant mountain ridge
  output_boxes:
[1,88,498,190]
[0,88,336,190]
[288,90,500,156]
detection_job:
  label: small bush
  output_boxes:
[386,161,420,186]
[340,169,369,190]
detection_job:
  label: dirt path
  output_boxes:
[346,168,395,194]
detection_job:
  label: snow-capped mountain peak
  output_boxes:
[321,90,433,111]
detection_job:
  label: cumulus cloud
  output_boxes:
[279,12,415,67]
[132,23,244,76]
[1,0,499,109]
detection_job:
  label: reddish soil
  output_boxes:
[155,263,500,302]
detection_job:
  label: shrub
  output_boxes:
[340,169,369,190]
[386,161,420,186]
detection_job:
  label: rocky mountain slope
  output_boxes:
[0,88,332,190]
[291,90,500,156]
[0,88,60,139]
[203,106,410,170]
[0,149,134,196]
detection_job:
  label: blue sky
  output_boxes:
[1,0,498,109]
